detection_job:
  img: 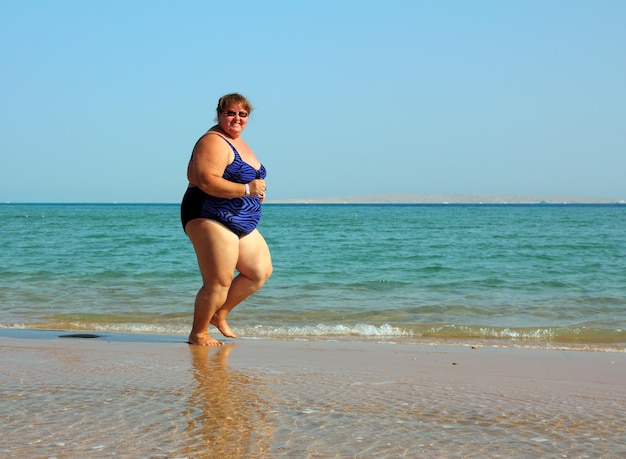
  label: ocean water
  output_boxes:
[1,202,625,351]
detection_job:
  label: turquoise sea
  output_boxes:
[1,203,625,351]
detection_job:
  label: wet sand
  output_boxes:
[1,330,625,458]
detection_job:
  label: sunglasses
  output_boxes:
[223,110,249,118]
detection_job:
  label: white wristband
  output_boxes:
[244,183,250,196]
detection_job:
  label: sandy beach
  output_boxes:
[1,330,625,458]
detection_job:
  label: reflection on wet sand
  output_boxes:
[181,344,276,458]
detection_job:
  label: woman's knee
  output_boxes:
[197,278,231,299]
[254,258,273,283]
[206,272,235,292]
[241,263,272,291]
[262,262,273,282]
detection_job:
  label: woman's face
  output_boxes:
[217,103,249,138]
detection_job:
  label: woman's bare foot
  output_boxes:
[188,331,223,346]
[210,313,238,338]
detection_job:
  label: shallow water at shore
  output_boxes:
[1,333,625,458]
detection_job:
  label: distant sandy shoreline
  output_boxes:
[3,195,625,205]
[267,193,625,205]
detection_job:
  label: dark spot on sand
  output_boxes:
[59,333,101,339]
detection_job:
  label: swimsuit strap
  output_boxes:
[190,131,240,161]
[205,132,239,155]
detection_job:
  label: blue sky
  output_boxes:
[1,0,625,202]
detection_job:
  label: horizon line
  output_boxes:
[3,192,625,206]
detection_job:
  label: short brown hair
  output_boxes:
[216,93,253,115]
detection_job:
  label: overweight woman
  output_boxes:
[181,93,272,346]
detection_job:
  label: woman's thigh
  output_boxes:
[236,229,272,281]
[186,219,240,284]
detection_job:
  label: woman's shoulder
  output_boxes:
[192,130,234,159]
[196,129,228,147]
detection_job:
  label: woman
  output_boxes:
[181,93,272,346]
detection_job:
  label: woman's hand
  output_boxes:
[248,179,266,201]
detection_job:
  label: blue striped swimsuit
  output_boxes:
[181,134,267,237]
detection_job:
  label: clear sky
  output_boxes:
[1,0,625,203]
